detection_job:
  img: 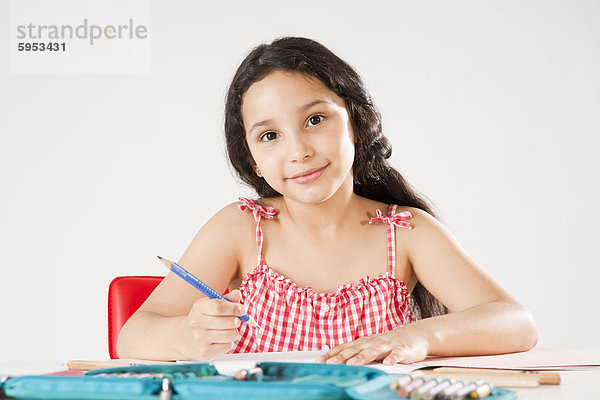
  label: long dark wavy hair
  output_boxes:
[224,36,448,319]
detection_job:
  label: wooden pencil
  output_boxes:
[421,369,540,388]
[66,359,173,371]
[431,367,561,385]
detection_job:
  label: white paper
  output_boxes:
[210,350,422,376]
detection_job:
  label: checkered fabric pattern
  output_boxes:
[238,197,276,266]
[230,197,416,353]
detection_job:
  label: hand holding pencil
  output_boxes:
[157,256,259,361]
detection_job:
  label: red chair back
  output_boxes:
[107,276,163,359]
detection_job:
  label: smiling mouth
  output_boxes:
[288,164,328,184]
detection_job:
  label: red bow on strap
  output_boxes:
[238,197,276,220]
[368,209,413,229]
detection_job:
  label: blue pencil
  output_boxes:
[157,256,259,328]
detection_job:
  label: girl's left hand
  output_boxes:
[315,325,430,366]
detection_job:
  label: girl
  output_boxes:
[117,36,537,366]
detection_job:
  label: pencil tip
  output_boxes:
[157,255,162,260]
[248,318,261,329]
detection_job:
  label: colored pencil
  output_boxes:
[157,256,259,328]
[430,367,561,385]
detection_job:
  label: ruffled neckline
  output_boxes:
[239,262,411,300]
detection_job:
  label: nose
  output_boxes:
[287,133,313,162]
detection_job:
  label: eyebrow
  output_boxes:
[248,99,331,135]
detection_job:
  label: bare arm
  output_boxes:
[404,208,538,357]
[318,208,537,365]
[117,202,253,361]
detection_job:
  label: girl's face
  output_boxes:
[241,70,355,204]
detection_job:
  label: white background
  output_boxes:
[0,0,598,362]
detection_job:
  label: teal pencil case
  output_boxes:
[1,362,517,400]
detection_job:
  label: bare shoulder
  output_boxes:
[209,201,256,227]
[393,206,457,247]
[175,200,256,277]
[356,197,433,225]
[395,206,440,227]
[200,201,257,251]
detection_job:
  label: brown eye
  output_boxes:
[259,131,278,142]
[308,115,324,126]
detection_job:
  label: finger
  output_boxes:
[199,314,242,330]
[190,342,234,361]
[203,328,240,344]
[346,346,391,366]
[324,345,366,364]
[382,351,400,365]
[199,298,246,317]
[383,346,420,365]
[315,341,354,363]
[209,342,235,355]
[223,289,241,302]
[382,349,404,365]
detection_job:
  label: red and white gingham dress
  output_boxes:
[230,197,416,353]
